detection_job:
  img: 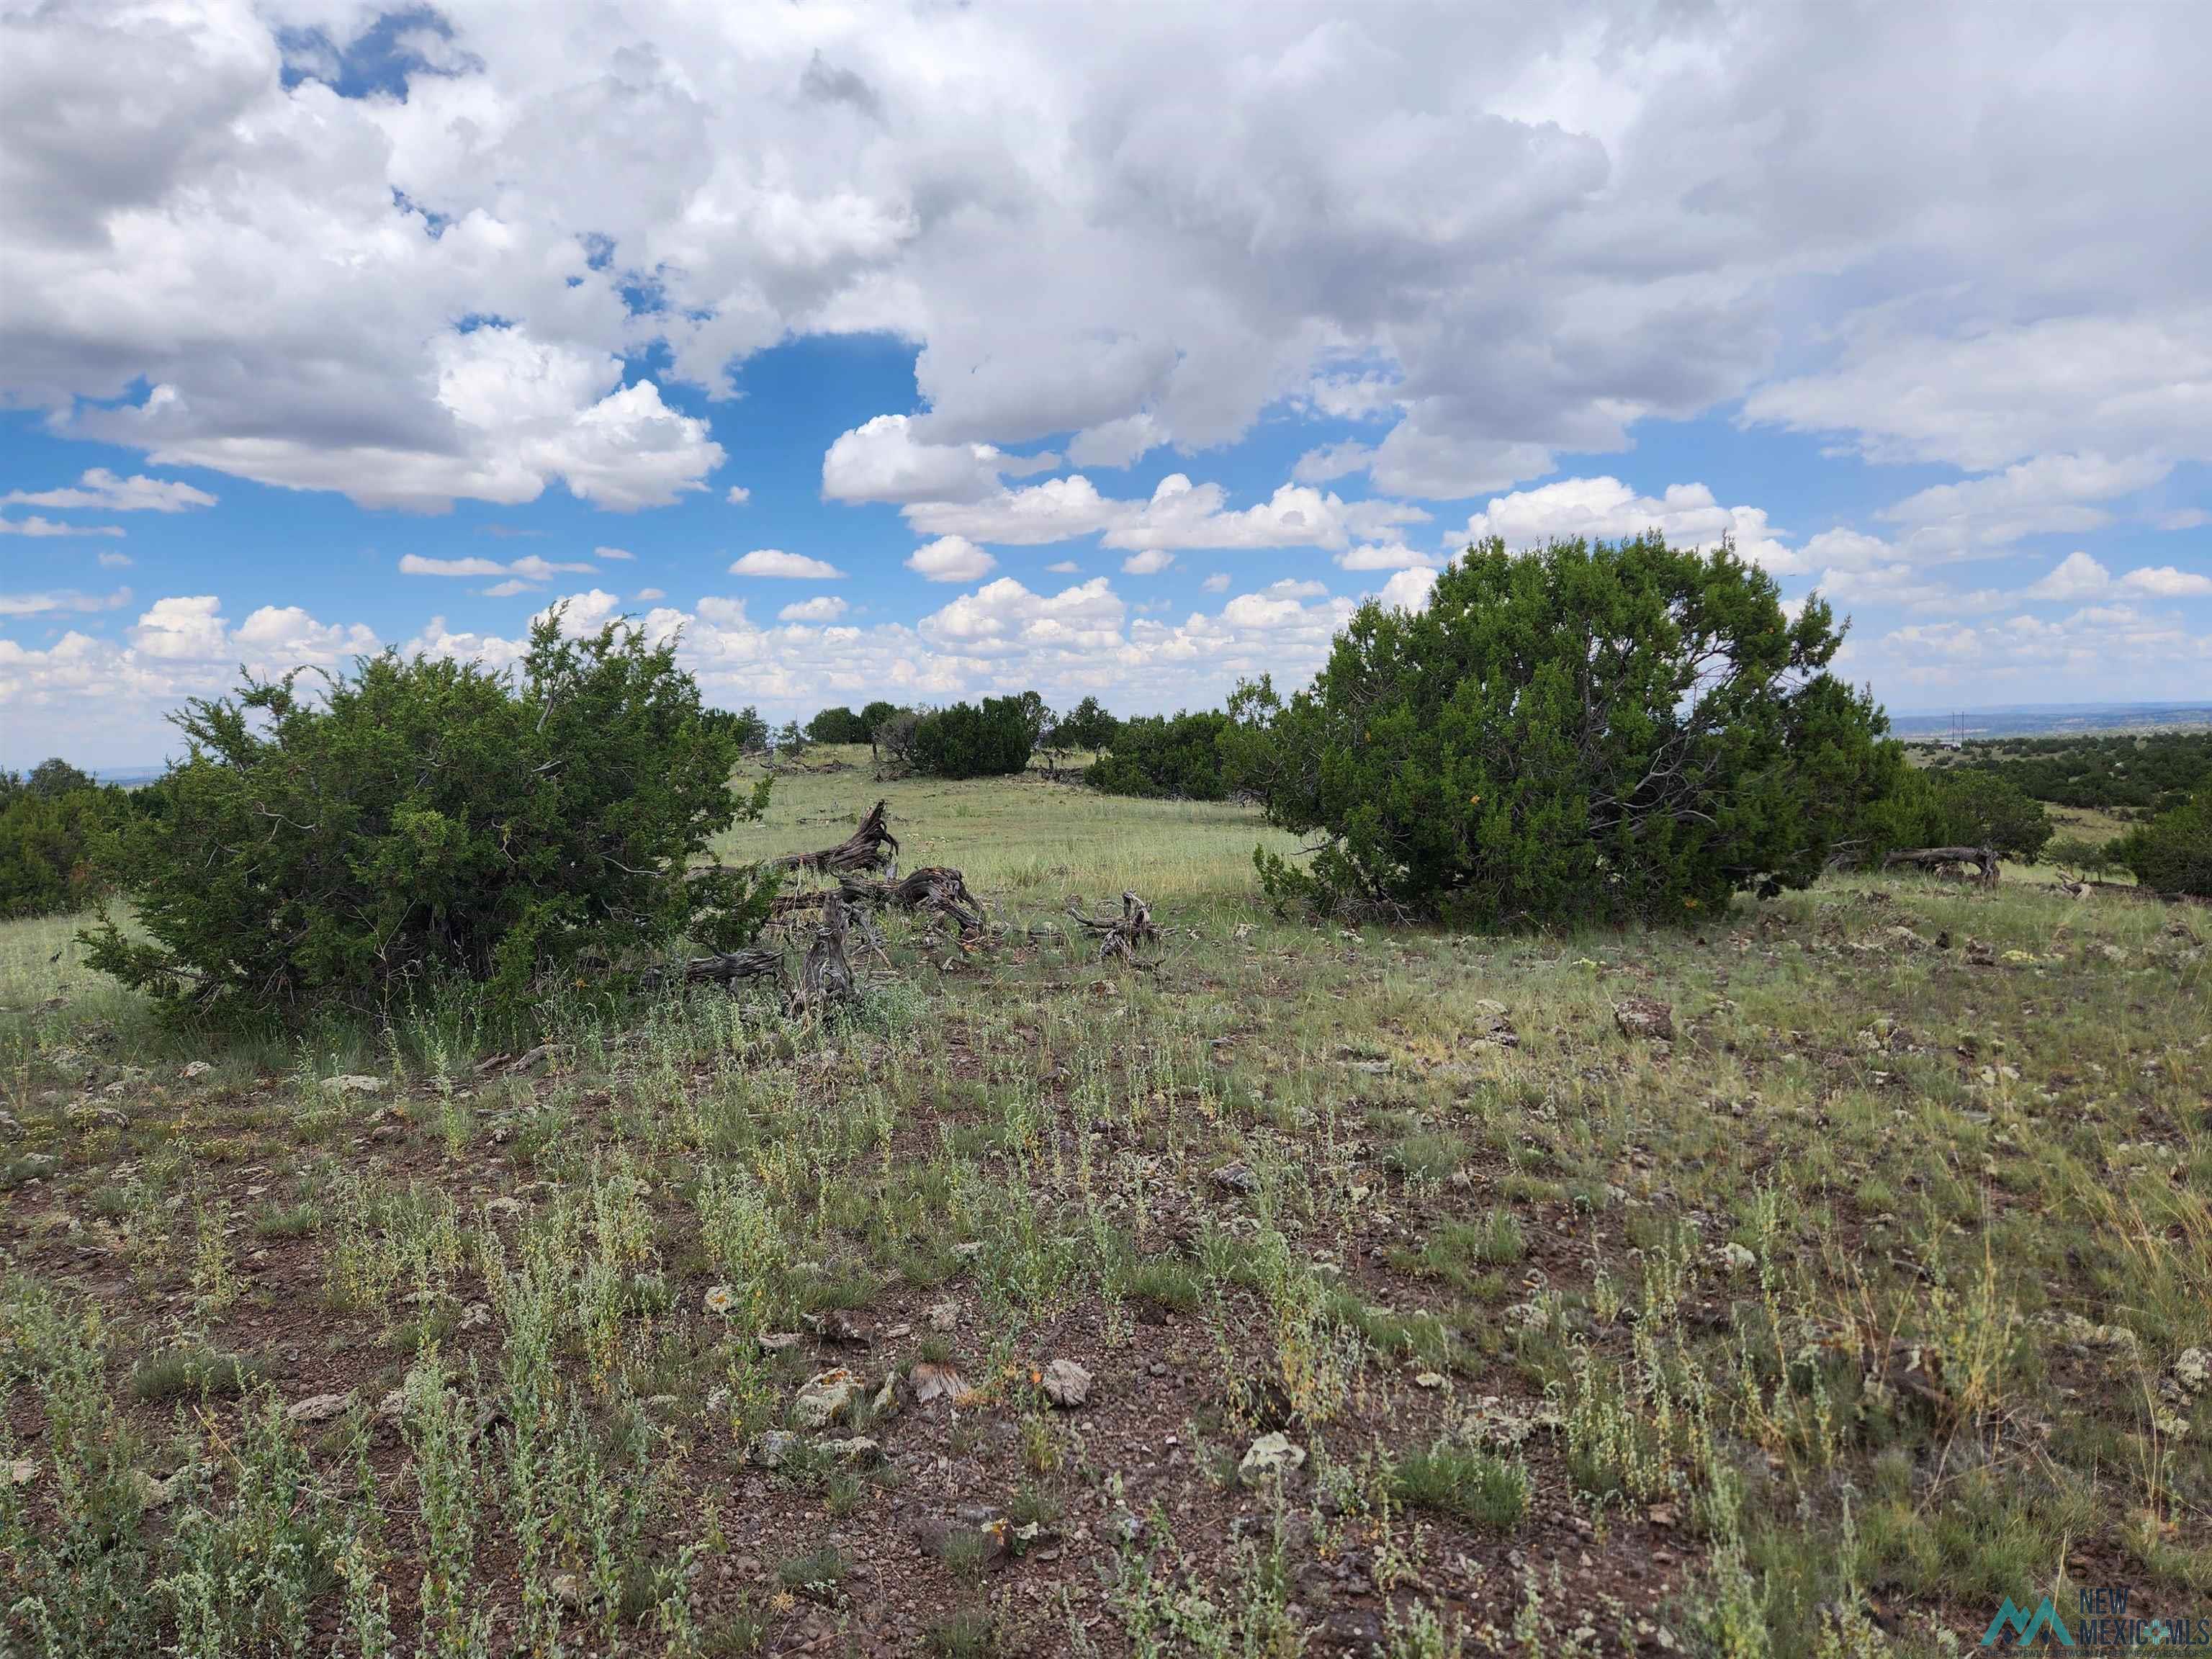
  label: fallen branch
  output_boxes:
[768,799,899,878]
[640,945,788,991]
[1882,845,1999,886]
[791,898,858,1013]
[771,864,987,940]
[1069,889,1162,968]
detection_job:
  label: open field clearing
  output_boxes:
[4,780,2209,1658]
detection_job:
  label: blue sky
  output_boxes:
[4,4,2209,768]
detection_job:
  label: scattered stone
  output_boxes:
[1504,1300,1550,1334]
[1315,1609,1385,1653]
[321,1074,387,1096]
[751,1430,799,1469]
[1467,998,1520,1048]
[130,1468,186,1509]
[1238,1431,1306,1485]
[181,1061,214,1080]
[804,1309,871,1346]
[286,1392,353,1425]
[793,1367,861,1430]
[1211,1162,1259,1196]
[1040,1358,1092,1408]
[912,1362,967,1406]
[1614,998,1676,1042]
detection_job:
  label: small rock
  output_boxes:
[1238,1431,1306,1485]
[7,1458,35,1487]
[321,1074,387,1096]
[751,1430,799,1469]
[1413,1371,1446,1390]
[286,1392,353,1425]
[12,1153,58,1182]
[1040,1358,1092,1408]
[926,1300,961,1332]
[824,1436,882,1464]
[1211,1162,1258,1196]
[793,1367,861,1430]
[804,1310,871,1346]
[130,1468,186,1509]
[1614,997,1676,1042]
[68,1104,130,1130]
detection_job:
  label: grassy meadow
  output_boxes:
[3,755,2209,1657]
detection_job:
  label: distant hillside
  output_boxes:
[1889,702,2212,740]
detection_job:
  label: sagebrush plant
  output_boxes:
[84,606,773,1022]
[1244,533,1892,925]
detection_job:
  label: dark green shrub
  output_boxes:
[806,706,873,745]
[1051,695,1119,754]
[910,697,1034,778]
[0,768,135,918]
[1085,710,1232,799]
[85,611,771,1021]
[2113,786,2212,896]
[1859,765,2052,861]
[701,706,769,754]
[1251,534,1889,926]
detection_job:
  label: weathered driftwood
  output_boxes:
[1882,845,1999,886]
[1069,889,1161,967]
[792,898,858,1012]
[768,799,899,878]
[771,863,986,940]
[641,945,787,990]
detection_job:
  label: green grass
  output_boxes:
[4,770,2210,1658]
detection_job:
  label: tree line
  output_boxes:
[6,533,2205,1029]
